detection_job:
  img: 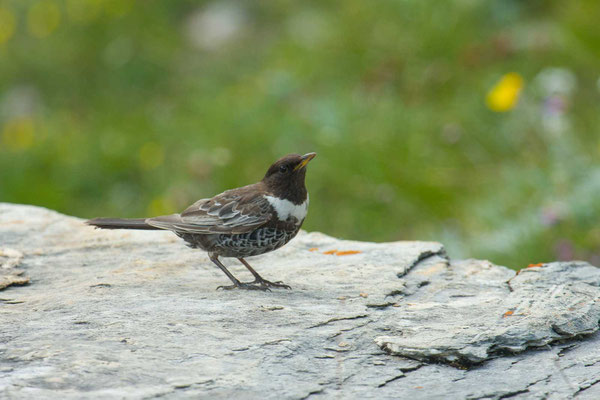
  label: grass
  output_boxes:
[1,0,600,268]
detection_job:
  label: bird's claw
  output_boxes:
[253,279,292,290]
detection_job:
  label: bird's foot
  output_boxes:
[252,279,291,290]
[217,282,271,291]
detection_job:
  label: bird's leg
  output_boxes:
[237,258,291,289]
[210,255,268,291]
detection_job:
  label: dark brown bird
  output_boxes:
[86,153,316,291]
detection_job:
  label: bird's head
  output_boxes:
[262,152,316,204]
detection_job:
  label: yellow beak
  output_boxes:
[294,152,317,171]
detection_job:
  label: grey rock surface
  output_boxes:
[1,203,600,399]
[375,258,600,365]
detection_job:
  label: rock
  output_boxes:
[375,258,600,366]
[1,203,600,399]
[0,247,29,290]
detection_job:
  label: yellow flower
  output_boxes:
[486,72,524,112]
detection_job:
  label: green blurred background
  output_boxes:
[1,0,600,269]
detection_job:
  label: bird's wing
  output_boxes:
[146,186,272,234]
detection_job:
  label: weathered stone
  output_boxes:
[1,203,600,399]
[375,258,600,365]
[0,248,29,290]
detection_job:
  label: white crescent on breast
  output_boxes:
[264,194,309,224]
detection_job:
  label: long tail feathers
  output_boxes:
[86,218,162,230]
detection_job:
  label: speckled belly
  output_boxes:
[176,226,300,258]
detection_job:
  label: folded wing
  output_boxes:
[146,185,272,235]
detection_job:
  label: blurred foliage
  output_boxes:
[1,0,600,269]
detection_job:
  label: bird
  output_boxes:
[86,152,316,291]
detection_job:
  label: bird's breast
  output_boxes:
[264,194,309,225]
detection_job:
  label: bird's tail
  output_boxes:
[86,218,162,230]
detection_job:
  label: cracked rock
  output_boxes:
[375,258,600,366]
[2,203,600,399]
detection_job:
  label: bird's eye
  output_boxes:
[279,165,288,173]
